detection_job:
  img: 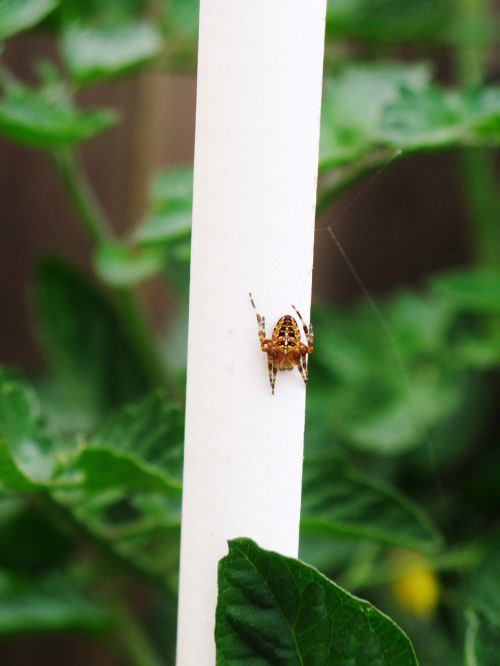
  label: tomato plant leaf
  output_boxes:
[61,22,163,86]
[216,538,419,665]
[0,0,59,42]
[33,259,151,421]
[301,454,442,552]
[0,377,56,490]
[0,82,116,148]
[94,242,166,288]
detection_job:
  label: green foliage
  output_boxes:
[60,22,163,87]
[320,64,500,176]
[301,454,441,551]
[94,242,166,288]
[0,572,110,635]
[136,167,193,246]
[308,276,499,456]
[327,0,451,44]
[216,538,419,665]
[465,608,500,666]
[33,259,151,421]
[162,0,199,70]
[380,86,500,150]
[0,0,59,41]
[320,63,430,169]
[1,0,499,663]
[0,81,116,148]
[0,372,182,588]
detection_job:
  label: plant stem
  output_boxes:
[51,149,111,245]
[455,0,500,267]
[50,148,175,397]
[344,545,481,592]
[114,611,166,666]
[114,287,174,393]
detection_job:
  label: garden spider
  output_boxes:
[249,293,314,394]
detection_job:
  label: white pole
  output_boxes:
[176,2,327,664]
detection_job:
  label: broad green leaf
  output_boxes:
[74,447,181,495]
[61,22,163,86]
[0,82,116,148]
[0,572,109,635]
[301,455,442,552]
[135,167,193,246]
[33,259,151,420]
[379,86,464,149]
[91,393,184,481]
[0,0,58,41]
[320,63,430,169]
[380,85,500,150]
[94,242,166,287]
[53,394,183,581]
[216,538,419,665]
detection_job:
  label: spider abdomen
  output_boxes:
[273,316,300,352]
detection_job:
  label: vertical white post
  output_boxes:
[176,2,327,664]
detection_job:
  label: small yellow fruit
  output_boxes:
[391,552,440,618]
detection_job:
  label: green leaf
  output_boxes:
[0,572,110,635]
[72,393,184,494]
[53,394,183,581]
[94,242,166,288]
[0,0,58,41]
[90,393,183,481]
[320,63,430,169]
[0,82,117,148]
[380,85,500,151]
[33,259,151,420]
[216,538,419,665]
[61,22,163,86]
[135,167,193,246]
[0,377,55,489]
[301,454,442,552]
[379,86,465,149]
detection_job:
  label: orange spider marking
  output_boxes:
[249,292,314,395]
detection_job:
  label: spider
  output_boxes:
[249,292,314,394]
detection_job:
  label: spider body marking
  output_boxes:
[249,293,314,394]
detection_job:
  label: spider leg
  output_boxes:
[292,304,314,351]
[249,292,266,344]
[296,352,308,386]
[268,355,277,394]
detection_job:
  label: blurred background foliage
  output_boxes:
[0,0,499,664]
